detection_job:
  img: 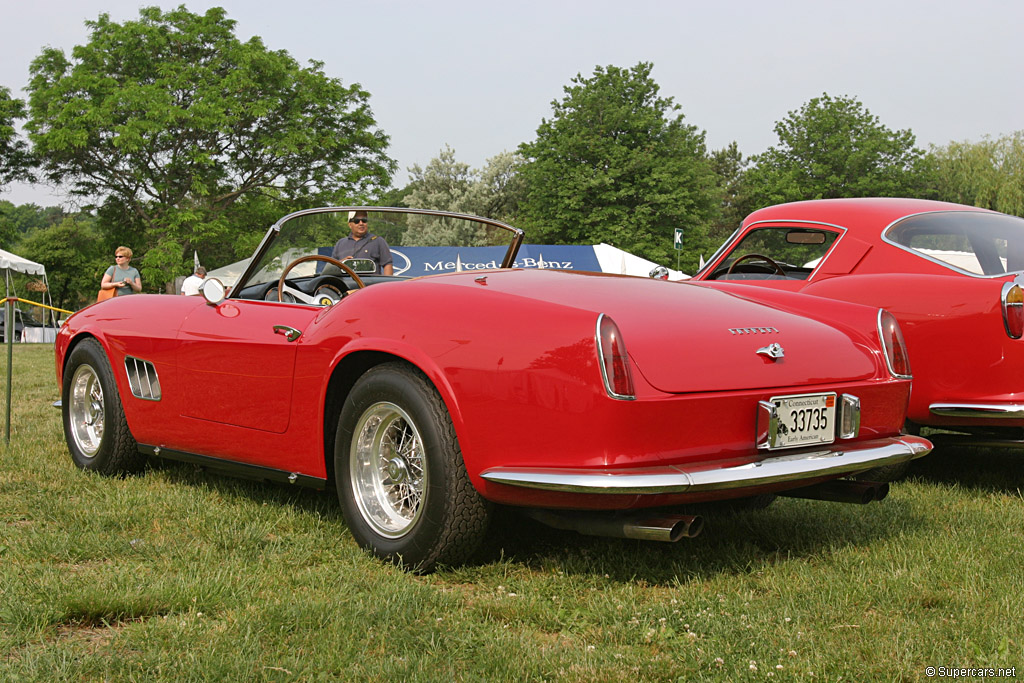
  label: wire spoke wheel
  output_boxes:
[351,402,426,538]
[336,362,491,571]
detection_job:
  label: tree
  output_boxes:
[25,5,395,291]
[708,141,751,242]
[931,132,1024,217]
[517,63,719,272]
[0,86,32,191]
[402,146,525,245]
[744,93,931,208]
[19,213,107,311]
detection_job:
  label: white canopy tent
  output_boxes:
[1,248,59,342]
[592,243,689,280]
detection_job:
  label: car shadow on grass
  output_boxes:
[145,458,923,584]
[906,443,1024,495]
[476,495,919,585]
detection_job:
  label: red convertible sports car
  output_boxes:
[56,207,930,570]
[694,197,1024,457]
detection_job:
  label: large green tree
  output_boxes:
[402,146,524,246]
[25,5,395,290]
[0,86,33,191]
[517,63,718,272]
[931,132,1024,217]
[19,213,107,311]
[744,93,931,208]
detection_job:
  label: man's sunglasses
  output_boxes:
[349,218,368,224]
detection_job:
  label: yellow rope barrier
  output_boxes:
[1,297,74,316]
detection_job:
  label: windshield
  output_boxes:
[883,211,1024,277]
[705,226,840,281]
[230,207,523,293]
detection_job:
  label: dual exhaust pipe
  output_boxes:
[525,478,887,543]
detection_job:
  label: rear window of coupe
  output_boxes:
[884,211,1024,276]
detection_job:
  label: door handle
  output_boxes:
[273,325,302,342]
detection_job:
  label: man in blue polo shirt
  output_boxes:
[331,211,394,275]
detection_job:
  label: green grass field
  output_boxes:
[2,344,1022,681]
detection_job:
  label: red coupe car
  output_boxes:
[56,207,930,570]
[694,197,1024,460]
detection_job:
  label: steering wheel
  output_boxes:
[726,253,786,277]
[277,255,367,304]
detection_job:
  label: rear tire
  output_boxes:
[62,338,146,475]
[335,363,490,571]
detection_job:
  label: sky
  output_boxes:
[2,0,1023,207]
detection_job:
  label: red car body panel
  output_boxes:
[694,198,1024,431]
[55,207,930,521]
[57,266,917,510]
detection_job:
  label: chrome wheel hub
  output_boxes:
[350,402,426,538]
[69,365,104,456]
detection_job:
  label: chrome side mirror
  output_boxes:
[649,266,670,280]
[201,277,227,305]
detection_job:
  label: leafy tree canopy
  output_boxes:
[19,212,107,311]
[744,93,931,208]
[403,146,524,245]
[931,131,1024,217]
[0,86,33,190]
[708,141,751,242]
[25,5,395,291]
[0,200,65,249]
[517,62,719,272]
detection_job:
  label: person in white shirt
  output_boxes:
[181,266,207,295]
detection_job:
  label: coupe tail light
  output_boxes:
[1002,282,1023,339]
[596,314,636,400]
[877,309,912,379]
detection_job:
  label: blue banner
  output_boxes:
[320,244,603,278]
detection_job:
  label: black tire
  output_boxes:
[335,362,491,571]
[61,338,146,475]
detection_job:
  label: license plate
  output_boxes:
[759,393,836,450]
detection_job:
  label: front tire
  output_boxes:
[62,338,146,475]
[335,363,490,571]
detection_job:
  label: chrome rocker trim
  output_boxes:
[479,436,932,495]
[930,403,1024,419]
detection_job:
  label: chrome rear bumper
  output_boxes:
[479,435,932,495]
[930,403,1024,419]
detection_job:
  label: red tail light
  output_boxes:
[1002,282,1023,339]
[596,314,636,400]
[877,309,911,379]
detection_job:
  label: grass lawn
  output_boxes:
[2,343,1022,681]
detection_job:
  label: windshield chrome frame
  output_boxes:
[229,206,525,298]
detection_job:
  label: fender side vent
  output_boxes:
[125,357,161,401]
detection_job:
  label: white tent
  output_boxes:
[1,248,58,342]
[0,249,45,276]
[592,243,689,280]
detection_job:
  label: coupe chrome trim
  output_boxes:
[1002,281,1023,339]
[880,210,1024,280]
[929,403,1024,419]
[124,357,161,401]
[479,436,931,495]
